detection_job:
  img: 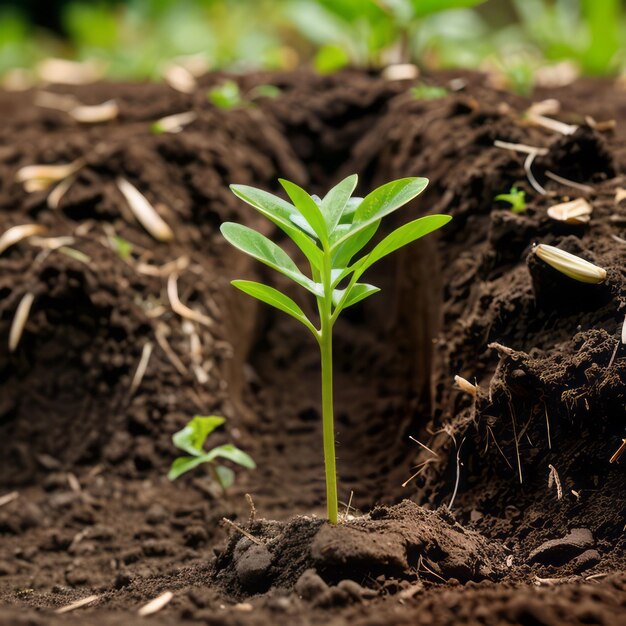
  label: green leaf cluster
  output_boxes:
[168,416,255,491]
[495,186,527,213]
[222,174,450,339]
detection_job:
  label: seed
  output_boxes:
[55,595,100,614]
[546,198,592,224]
[152,111,197,134]
[69,100,119,123]
[37,58,105,85]
[116,178,174,242]
[34,91,81,111]
[454,375,478,396]
[0,224,47,255]
[528,99,561,116]
[138,591,173,617]
[9,292,35,353]
[16,162,81,186]
[48,175,76,209]
[534,243,607,284]
[382,63,419,81]
[163,64,196,93]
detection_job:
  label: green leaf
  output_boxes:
[168,455,210,480]
[208,444,256,469]
[339,197,363,224]
[232,280,316,334]
[358,215,452,275]
[215,465,235,489]
[220,223,322,296]
[333,178,428,249]
[314,44,350,74]
[321,174,358,232]
[332,283,380,309]
[332,220,380,268]
[279,179,328,244]
[230,185,323,270]
[410,0,486,18]
[172,416,226,456]
[249,84,281,99]
[208,80,242,109]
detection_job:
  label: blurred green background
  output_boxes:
[1,0,625,89]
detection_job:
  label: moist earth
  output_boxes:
[0,69,625,625]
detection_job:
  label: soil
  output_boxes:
[0,68,625,625]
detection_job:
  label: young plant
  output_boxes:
[495,186,527,213]
[221,174,450,523]
[207,80,243,110]
[168,416,255,494]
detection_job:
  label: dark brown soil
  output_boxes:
[1,69,625,626]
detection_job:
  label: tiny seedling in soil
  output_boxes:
[495,186,527,213]
[410,84,448,100]
[222,174,450,523]
[207,80,243,109]
[168,416,255,493]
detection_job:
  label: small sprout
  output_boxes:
[151,111,197,134]
[224,174,450,522]
[163,63,196,94]
[249,84,281,100]
[382,63,419,81]
[454,375,478,396]
[9,292,35,353]
[116,177,174,242]
[495,187,527,213]
[207,81,242,109]
[168,416,255,494]
[0,224,47,255]
[534,243,607,284]
[109,235,134,260]
[137,592,173,617]
[410,84,448,100]
[547,198,592,224]
[68,99,119,124]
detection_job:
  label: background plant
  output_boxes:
[221,174,450,523]
[168,415,255,493]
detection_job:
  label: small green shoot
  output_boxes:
[207,80,242,109]
[410,84,448,100]
[109,235,134,260]
[222,174,450,523]
[168,416,255,493]
[495,186,527,213]
[249,84,281,100]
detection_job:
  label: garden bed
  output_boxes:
[0,69,625,626]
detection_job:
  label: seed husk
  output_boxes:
[69,100,119,123]
[48,175,76,209]
[546,198,592,224]
[16,162,81,186]
[382,63,419,81]
[528,99,561,117]
[34,91,81,112]
[55,595,100,614]
[0,224,47,255]
[163,64,196,93]
[116,177,174,242]
[9,292,35,352]
[37,58,105,85]
[152,111,197,134]
[138,591,173,617]
[454,375,478,396]
[534,244,607,284]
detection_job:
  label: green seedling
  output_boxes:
[495,186,527,213]
[168,416,255,493]
[249,84,282,100]
[207,80,243,109]
[109,235,133,260]
[410,84,448,100]
[222,174,450,523]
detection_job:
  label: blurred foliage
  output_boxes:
[0,0,625,84]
